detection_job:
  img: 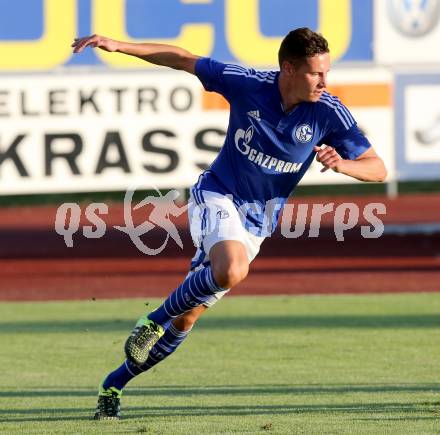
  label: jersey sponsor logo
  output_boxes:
[234,126,303,174]
[294,124,313,143]
[247,110,261,121]
[387,0,440,37]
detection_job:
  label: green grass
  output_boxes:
[1,294,440,434]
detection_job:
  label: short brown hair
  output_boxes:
[278,27,329,67]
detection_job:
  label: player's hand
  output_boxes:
[71,35,119,53]
[313,145,343,173]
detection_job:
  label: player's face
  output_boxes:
[285,53,330,103]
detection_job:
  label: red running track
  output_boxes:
[0,193,439,301]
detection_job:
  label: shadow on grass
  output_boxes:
[355,416,440,422]
[2,400,440,423]
[1,383,440,398]
[1,314,440,334]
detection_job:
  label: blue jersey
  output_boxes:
[193,57,371,235]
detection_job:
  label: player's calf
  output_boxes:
[172,305,207,331]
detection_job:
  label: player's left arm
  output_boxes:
[314,145,387,182]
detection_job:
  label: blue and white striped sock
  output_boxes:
[148,266,224,326]
[101,323,191,390]
[138,322,191,371]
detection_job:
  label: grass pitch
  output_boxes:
[1,293,440,434]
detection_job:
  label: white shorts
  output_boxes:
[187,189,265,307]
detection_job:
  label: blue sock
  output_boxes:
[102,323,191,390]
[102,359,140,391]
[148,266,224,326]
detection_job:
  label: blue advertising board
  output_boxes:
[0,0,373,70]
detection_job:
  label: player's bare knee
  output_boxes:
[213,262,248,288]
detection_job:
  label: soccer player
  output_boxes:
[72,28,387,420]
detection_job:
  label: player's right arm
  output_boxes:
[71,35,199,74]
